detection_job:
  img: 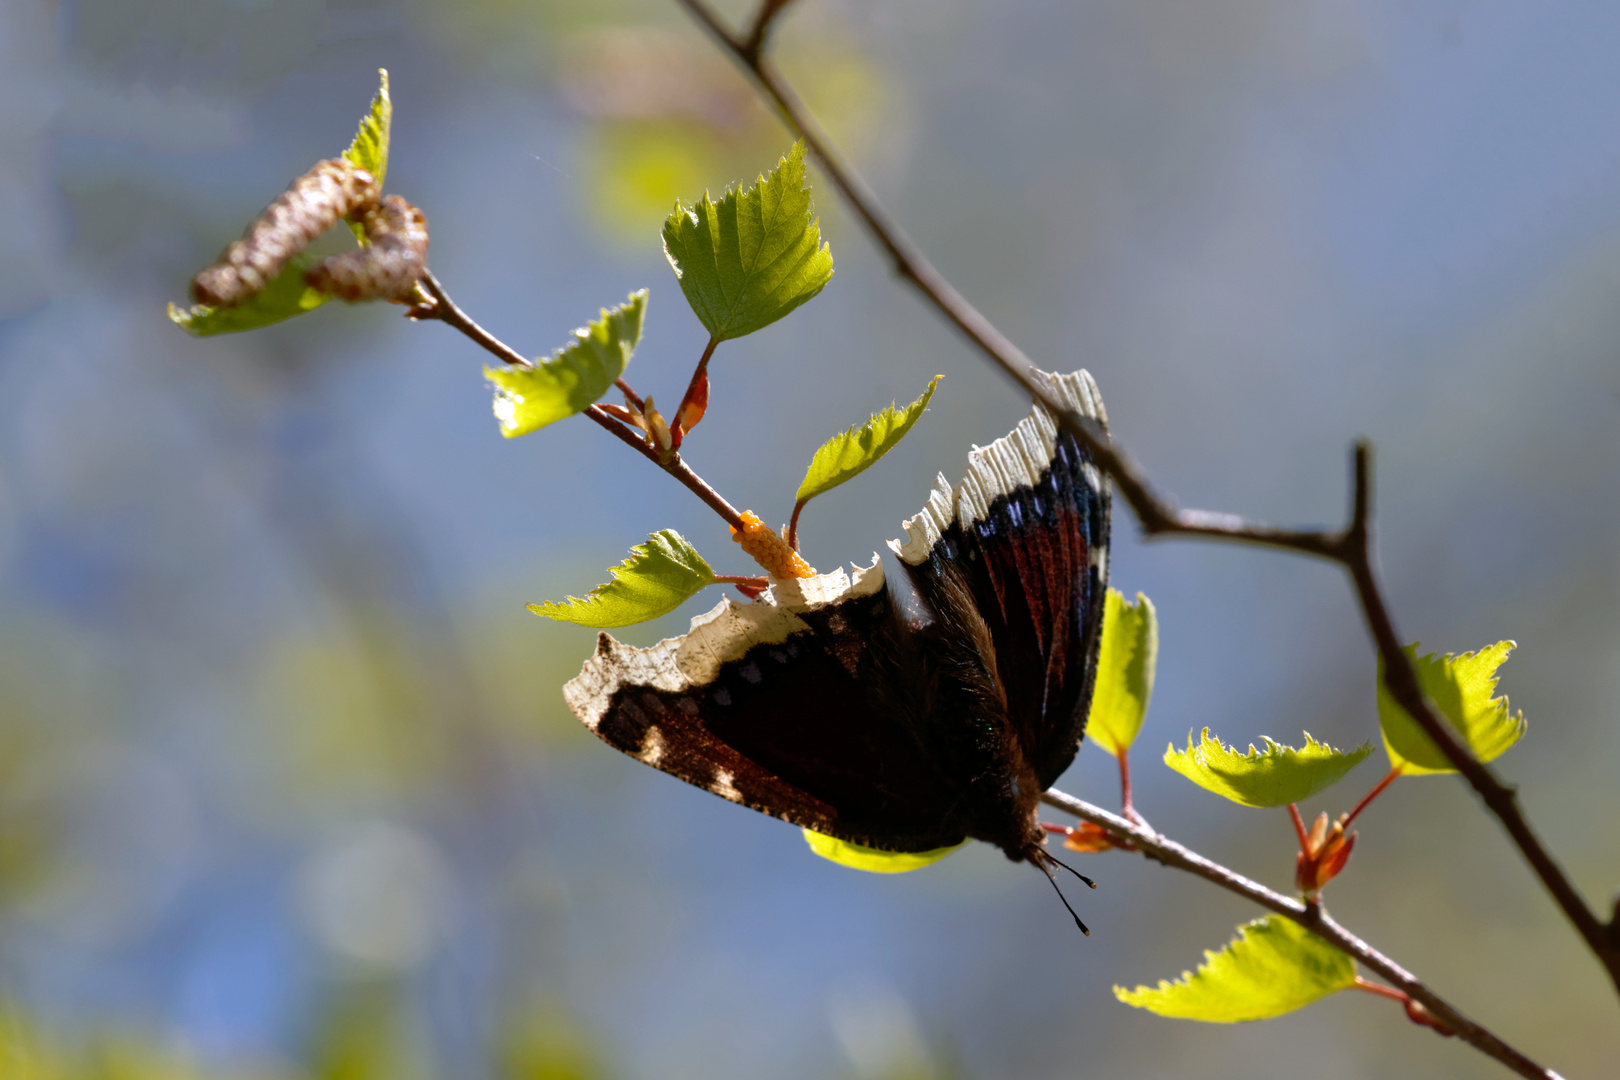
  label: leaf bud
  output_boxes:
[642,396,674,454]
[1295,811,1356,895]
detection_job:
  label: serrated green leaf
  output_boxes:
[168,255,331,336]
[341,69,392,242]
[1163,729,1373,809]
[488,291,648,438]
[1088,590,1158,758]
[1378,641,1524,775]
[1115,916,1355,1022]
[662,142,834,342]
[794,375,941,505]
[802,830,966,874]
[529,530,714,629]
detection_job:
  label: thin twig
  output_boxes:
[740,0,797,58]
[1117,748,1135,818]
[1344,767,1402,828]
[415,270,531,368]
[414,270,747,532]
[675,0,1619,994]
[1353,975,1412,1003]
[1040,788,1561,1080]
[786,496,808,552]
[615,378,644,412]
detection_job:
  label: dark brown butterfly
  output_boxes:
[564,368,1110,928]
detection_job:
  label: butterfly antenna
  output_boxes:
[1035,858,1090,936]
[1044,851,1096,890]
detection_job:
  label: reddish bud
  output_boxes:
[678,370,710,436]
[1295,811,1356,895]
[1404,998,1456,1037]
[598,403,640,427]
[1061,821,1133,854]
[643,396,674,455]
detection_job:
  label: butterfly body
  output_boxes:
[565,369,1109,873]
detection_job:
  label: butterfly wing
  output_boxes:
[891,369,1111,789]
[563,562,970,853]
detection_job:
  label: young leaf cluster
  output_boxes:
[1121,635,1528,1027]
[524,148,953,625]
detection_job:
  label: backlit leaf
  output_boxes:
[168,256,331,336]
[1163,729,1373,808]
[1378,641,1524,775]
[802,830,966,874]
[1115,916,1355,1022]
[795,375,941,505]
[341,69,392,242]
[489,291,647,437]
[662,142,834,342]
[1087,590,1158,758]
[529,530,714,628]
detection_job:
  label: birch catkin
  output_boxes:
[189,158,380,308]
[305,195,430,302]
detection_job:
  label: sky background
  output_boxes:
[1,0,1618,1077]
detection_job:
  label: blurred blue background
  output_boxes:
[1,0,1618,1077]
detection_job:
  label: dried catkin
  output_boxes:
[305,195,430,303]
[190,158,380,308]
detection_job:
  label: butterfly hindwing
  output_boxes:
[564,562,970,854]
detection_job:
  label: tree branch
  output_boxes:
[674,0,1619,995]
[1041,789,1563,1080]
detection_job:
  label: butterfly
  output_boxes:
[564,368,1111,928]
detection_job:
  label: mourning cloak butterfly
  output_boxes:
[564,368,1110,924]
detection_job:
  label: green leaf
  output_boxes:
[802,830,966,874]
[529,530,714,629]
[662,141,834,342]
[1115,916,1355,1022]
[1087,589,1158,758]
[795,375,941,505]
[341,69,392,244]
[345,66,392,183]
[168,255,331,336]
[1163,729,1373,809]
[488,290,648,438]
[1378,641,1524,775]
